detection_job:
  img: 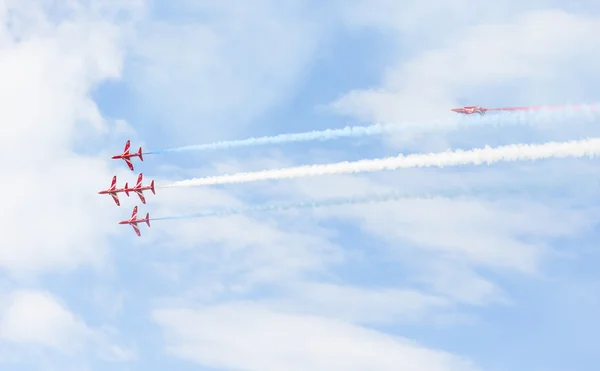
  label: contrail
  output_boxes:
[144,105,599,155]
[158,138,600,188]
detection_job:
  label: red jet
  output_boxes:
[119,205,150,236]
[450,106,489,115]
[98,176,127,206]
[112,140,143,171]
[123,173,156,204]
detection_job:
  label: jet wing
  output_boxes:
[136,191,146,204]
[111,193,120,206]
[131,223,141,236]
[124,158,134,171]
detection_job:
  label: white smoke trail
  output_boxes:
[159,138,600,188]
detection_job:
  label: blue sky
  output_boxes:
[1,1,600,370]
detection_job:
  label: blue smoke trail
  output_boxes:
[145,122,411,154]
[144,106,600,155]
[150,181,579,221]
[150,191,426,220]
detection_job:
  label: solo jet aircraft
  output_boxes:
[98,176,127,206]
[450,106,489,115]
[450,104,581,115]
[112,140,143,171]
[123,173,156,204]
[119,206,150,236]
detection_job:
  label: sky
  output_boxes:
[1,0,600,370]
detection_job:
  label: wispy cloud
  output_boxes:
[153,303,479,371]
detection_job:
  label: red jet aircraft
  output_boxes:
[98,176,127,206]
[112,140,143,171]
[450,104,588,115]
[450,106,489,115]
[119,206,150,236]
[123,173,156,204]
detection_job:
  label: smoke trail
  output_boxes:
[144,104,600,155]
[151,191,438,220]
[145,122,424,154]
[158,138,600,188]
[151,180,584,221]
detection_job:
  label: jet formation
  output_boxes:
[103,104,581,236]
[100,140,154,236]
[119,206,150,237]
[112,140,143,171]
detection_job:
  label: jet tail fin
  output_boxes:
[124,182,129,196]
[145,213,150,227]
[150,180,155,194]
[138,147,143,161]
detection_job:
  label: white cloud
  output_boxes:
[127,0,321,141]
[153,303,478,371]
[337,0,487,33]
[0,290,92,353]
[236,166,596,311]
[413,261,510,306]
[0,0,134,277]
[258,282,451,325]
[332,10,600,123]
[150,213,343,290]
[260,171,592,274]
[0,289,135,363]
[143,178,344,293]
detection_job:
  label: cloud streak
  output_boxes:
[153,303,479,371]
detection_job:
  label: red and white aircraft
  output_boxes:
[123,173,156,204]
[450,106,489,115]
[112,140,143,171]
[119,206,150,236]
[98,176,127,206]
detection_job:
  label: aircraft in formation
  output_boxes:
[123,173,156,204]
[112,140,143,171]
[118,205,150,237]
[98,175,123,206]
[99,140,153,236]
[106,105,560,235]
[98,173,155,206]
